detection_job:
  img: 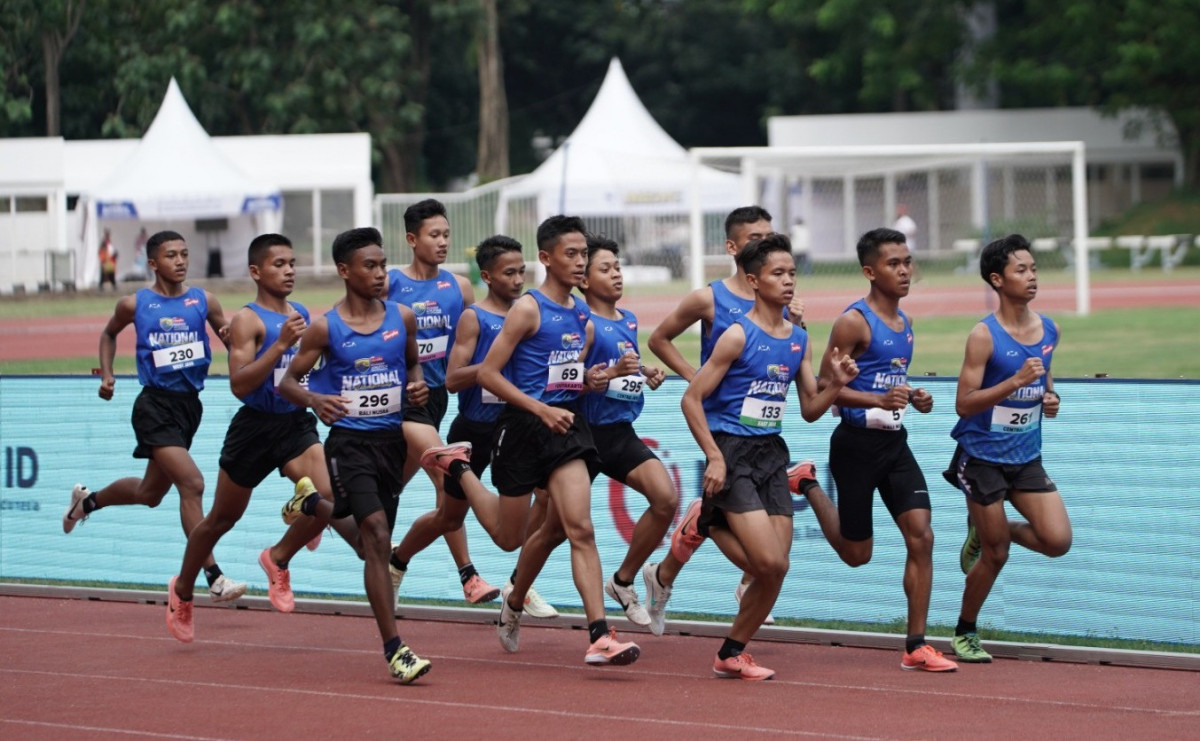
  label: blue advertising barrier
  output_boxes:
[1,375,1196,646]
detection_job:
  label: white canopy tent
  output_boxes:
[79,78,282,284]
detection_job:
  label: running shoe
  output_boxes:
[498,586,522,652]
[786,460,817,495]
[389,544,406,607]
[734,580,775,626]
[585,628,641,666]
[960,521,981,575]
[388,644,432,684]
[258,549,295,613]
[951,633,993,663]
[712,652,774,680]
[605,576,651,626]
[901,644,959,672]
[669,498,705,563]
[462,574,501,604]
[209,574,247,604]
[641,562,672,637]
[419,442,472,476]
[166,575,194,643]
[63,484,90,534]
[282,476,317,525]
[506,580,559,619]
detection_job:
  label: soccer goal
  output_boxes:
[686,142,1092,315]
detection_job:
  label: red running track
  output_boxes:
[1,595,1196,740]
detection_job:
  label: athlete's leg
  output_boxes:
[895,507,934,637]
[399,422,475,568]
[174,469,250,600]
[544,460,606,622]
[612,458,676,583]
[717,512,791,644]
[957,497,1010,624]
[507,494,568,605]
[360,507,401,642]
[271,444,341,565]
[1007,490,1072,558]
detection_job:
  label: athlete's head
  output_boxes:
[476,235,525,301]
[146,230,186,261]
[736,232,793,276]
[404,198,450,265]
[536,215,586,253]
[724,206,773,257]
[581,234,622,300]
[476,234,523,271]
[248,233,293,266]
[536,215,588,286]
[585,233,619,268]
[856,227,907,267]
[980,233,1033,291]
[332,227,383,266]
[404,198,448,237]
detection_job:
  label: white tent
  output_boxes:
[498,58,741,237]
[80,78,282,284]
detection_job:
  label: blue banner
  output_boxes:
[1,375,1195,646]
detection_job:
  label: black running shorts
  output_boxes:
[131,386,202,459]
[219,406,321,489]
[828,423,930,542]
[324,427,408,529]
[490,403,597,496]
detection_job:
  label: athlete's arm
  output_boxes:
[204,290,231,348]
[646,287,713,381]
[955,322,1045,417]
[818,311,908,410]
[400,304,428,408]
[228,307,306,399]
[579,320,614,392]
[444,307,480,393]
[97,294,137,400]
[478,294,572,432]
[279,317,349,425]
[682,325,742,496]
[797,342,857,422]
[455,273,476,307]
[1042,319,1061,418]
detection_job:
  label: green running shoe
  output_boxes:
[960,522,981,575]
[951,632,993,663]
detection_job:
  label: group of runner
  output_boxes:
[63,202,1071,683]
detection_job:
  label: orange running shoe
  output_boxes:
[258,549,295,613]
[462,574,501,603]
[585,628,641,666]
[901,644,959,672]
[420,442,473,476]
[712,652,775,680]
[669,498,705,563]
[786,460,817,496]
[166,575,194,643]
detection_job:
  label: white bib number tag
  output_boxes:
[349,386,403,418]
[865,405,906,431]
[739,398,785,428]
[274,364,310,390]
[546,362,584,392]
[417,335,449,362]
[152,341,206,371]
[991,404,1041,433]
[605,374,645,401]
[481,387,503,405]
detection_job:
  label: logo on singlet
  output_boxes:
[561,332,581,349]
[767,364,790,381]
[354,356,389,373]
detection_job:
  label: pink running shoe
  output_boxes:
[901,644,958,672]
[585,628,641,666]
[420,442,473,476]
[166,575,194,643]
[712,652,775,680]
[462,574,501,604]
[669,498,705,563]
[787,460,817,496]
[258,549,295,613]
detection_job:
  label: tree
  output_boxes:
[972,0,1200,188]
[475,0,509,182]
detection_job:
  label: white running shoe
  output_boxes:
[504,580,558,619]
[63,484,90,534]
[734,580,775,625]
[498,586,522,653]
[209,574,247,603]
[605,575,651,626]
[641,562,672,636]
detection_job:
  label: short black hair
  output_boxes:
[248,233,293,266]
[536,215,587,253]
[146,230,185,260]
[736,233,793,275]
[476,234,523,271]
[980,233,1032,288]
[856,227,907,267]
[332,227,382,266]
[404,198,448,236]
[725,206,772,238]
[585,233,619,269]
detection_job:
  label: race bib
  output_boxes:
[348,386,403,418]
[151,341,206,371]
[546,362,584,392]
[481,387,503,405]
[417,335,449,362]
[273,364,310,390]
[605,374,645,402]
[865,405,906,431]
[991,404,1042,433]
[739,397,785,428]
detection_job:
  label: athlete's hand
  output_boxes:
[586,363,609,392]
[642,364,666,390]
[879,384,912,411]
[787,296,807,327]
[312,394,350,425]
[406,379,429,408]
[98,375,116,401]
[217,323,232,344]
[277,311,307,349]
[1013,357,1045,387]
[827,347,859,386]
[702,456,726,497]
[910,387,934,414]
[613,351,640,377]
[1042,390,1060,418]
[538,404,575,434]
